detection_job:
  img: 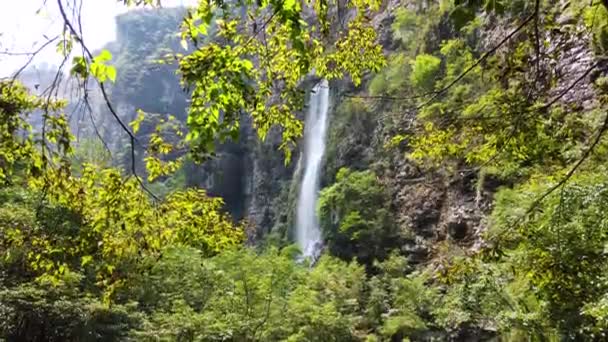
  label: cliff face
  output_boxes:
[314,0,602,265]
[97,2,601,261]
[95,8,297,227]
[308,0,486,264]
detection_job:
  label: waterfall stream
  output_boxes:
[296,79,329,260]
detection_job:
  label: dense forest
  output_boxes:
[3,0,608,340]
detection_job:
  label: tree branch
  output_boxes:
[6,36,59,83]
[57,0,158,200]
[525,110,608,217]
[540,61,600,111]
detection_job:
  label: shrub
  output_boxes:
[409,54,441,92]
[318,168,398,264]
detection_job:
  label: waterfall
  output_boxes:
[296,79,330,259]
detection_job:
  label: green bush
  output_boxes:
[131,246,366,341]
[391,8,417,47]
[318,168,398,265]
[409,54,441,92]
[369,53,410,96]
[0,275,140,342]
[488,171,608,337]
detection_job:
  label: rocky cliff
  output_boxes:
[313,0,603,265]
[92,8,298,230]
[95,1,602,266]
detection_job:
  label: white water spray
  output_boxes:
[296,79,330,259]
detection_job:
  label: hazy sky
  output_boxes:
[0,0,196,76]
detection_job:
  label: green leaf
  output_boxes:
[198,23,208,36]
[90,62,107,82]
[242,59,253,70]
[283,0,297,11]
[130,110,146,134]
[96,49,113,63]
[81,255,93,266]
[70,56,88,78]
[106,65,117,83]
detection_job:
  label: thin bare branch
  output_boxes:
[5,36,59,82]
[540,61,601,111]
[83,92,113,156]
[0,51,38,56]
[57,0,158,200]
[417,13,536,109]
[525,111,608,216]
[342,11,537,104]
[534,0,541,80]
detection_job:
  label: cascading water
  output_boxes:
[296,79,330,260]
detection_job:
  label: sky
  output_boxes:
[0,0,197,76]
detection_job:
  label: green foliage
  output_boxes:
[431,252,558,339]
[71,49,117,83]
[318,168,397,265]
[0,275,140,342]
[0,81,66,184]
[71,138,112,171]
[20,165,243,293]
[131,246,366,341]
[450,0,533,29]
[391,8,417,48]
[409,54,442,92]
[488,171,608,338]
[90,50,117,83]
[368,254,437,339]
[7,1,608,340]
[402,0,608,181]
[268,179,300,246]
[370,1,455,97]
[355,0,608,339]
[0,78,247,340]
[141,114,186,182]
[0,78,244,297]
[369,53,411,96]
[402,170,608,339]
[179,0,386,161]
[392,1,454,53]
[408,29,603,177]
[585,2,608,56]
[324,97,376,182]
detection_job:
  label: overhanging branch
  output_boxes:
[57,0,158,201]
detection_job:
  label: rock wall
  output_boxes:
[92,3,604,258]
[317,0,603,264]
[89,8,299,229]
